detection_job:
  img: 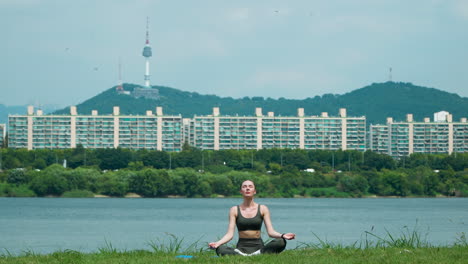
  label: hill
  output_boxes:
[52,82,468,125]
[0,105,25,124]
[0,104,61,124]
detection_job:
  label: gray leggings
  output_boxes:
[216,238,286,256]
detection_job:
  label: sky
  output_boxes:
[1,0,468,108]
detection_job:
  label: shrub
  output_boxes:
[62,190,95,198]
[7,184,36,197]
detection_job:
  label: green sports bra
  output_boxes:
[236,204,263,231]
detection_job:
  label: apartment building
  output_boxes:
[190,107,366,151]
[8,106,468,156]
[369,112,468,158]
[0,123,5,148]
[8,106,182,151]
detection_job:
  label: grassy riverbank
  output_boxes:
[3,227,467,263]
[3,231,467,264]
[1,246,467,264]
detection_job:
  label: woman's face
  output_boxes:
[240,180,256,196]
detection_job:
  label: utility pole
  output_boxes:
[332,152,335,171]
[348,152,351,171]
[169,153,172,170]
[251,151,254,169]
[202,151,204,172]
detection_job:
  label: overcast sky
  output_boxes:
[1,0,468,107]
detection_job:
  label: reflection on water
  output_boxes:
[0,198,466,254]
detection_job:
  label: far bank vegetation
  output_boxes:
[0,146,467,198]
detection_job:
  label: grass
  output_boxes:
[1,231,467,264]
[61,190,95,198]
[1,247,467,264]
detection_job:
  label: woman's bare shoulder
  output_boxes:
[260,204,270,215]
[229,205,238,215]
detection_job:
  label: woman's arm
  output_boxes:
[262,205,296,240]
[208,206,237,249]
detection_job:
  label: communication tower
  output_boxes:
[132,17,159,100]
[142,17,152,88]
[116,57,124,92]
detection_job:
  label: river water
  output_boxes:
[0,198,466,255]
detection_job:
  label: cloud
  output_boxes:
[0,0,41,7]
[250,69,306,87]
[227,7,250,22]
[453,0,468,20]
[160,31,229,60]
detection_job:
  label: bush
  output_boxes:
[6,168,29,185]
[307,187,351,198]
[30,173,69,196]
[62,189,95,198]
[7,184,36,197]
[128,169,172,197]
[96,173,128,197]
[0,182,11,196]
[337,175,369,195]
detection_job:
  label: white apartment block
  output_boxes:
[190,107,366,151]
[369,112,468,158]
[0,123,5,148]
[8,106,182,151]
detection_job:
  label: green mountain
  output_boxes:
[53,82,468,125]
[0,104,59,124]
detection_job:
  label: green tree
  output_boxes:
[362,150,396,170]
[32,158,47,170]
[197,180,212,197]
[283,150,309,170]
[178,168,201,197]
[6,168,28,185]
[3,156,22,170]
[129,169,172,197]
[423,171,440,196]
[97,148,132,170]
[268,162,282,175]
[67,144,86,168]
[168,170,186,195]
[128,161,145,171]
[66,167,100,191]
[141,151,169,169]
[96,172,128,197]
[30,167,69,196]
[209,174,233,196]
[380,170,409,196]
[337,174,369,195]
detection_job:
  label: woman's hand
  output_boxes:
[208,242,219,249]
[282,233,296,240]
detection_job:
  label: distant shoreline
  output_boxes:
[8,194,458,199]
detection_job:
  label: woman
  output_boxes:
[208,180,296,256]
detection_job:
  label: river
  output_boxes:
[0,197,466,255]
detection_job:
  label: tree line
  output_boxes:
[0,145,467,198]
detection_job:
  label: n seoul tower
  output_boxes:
[142,17,152,88]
